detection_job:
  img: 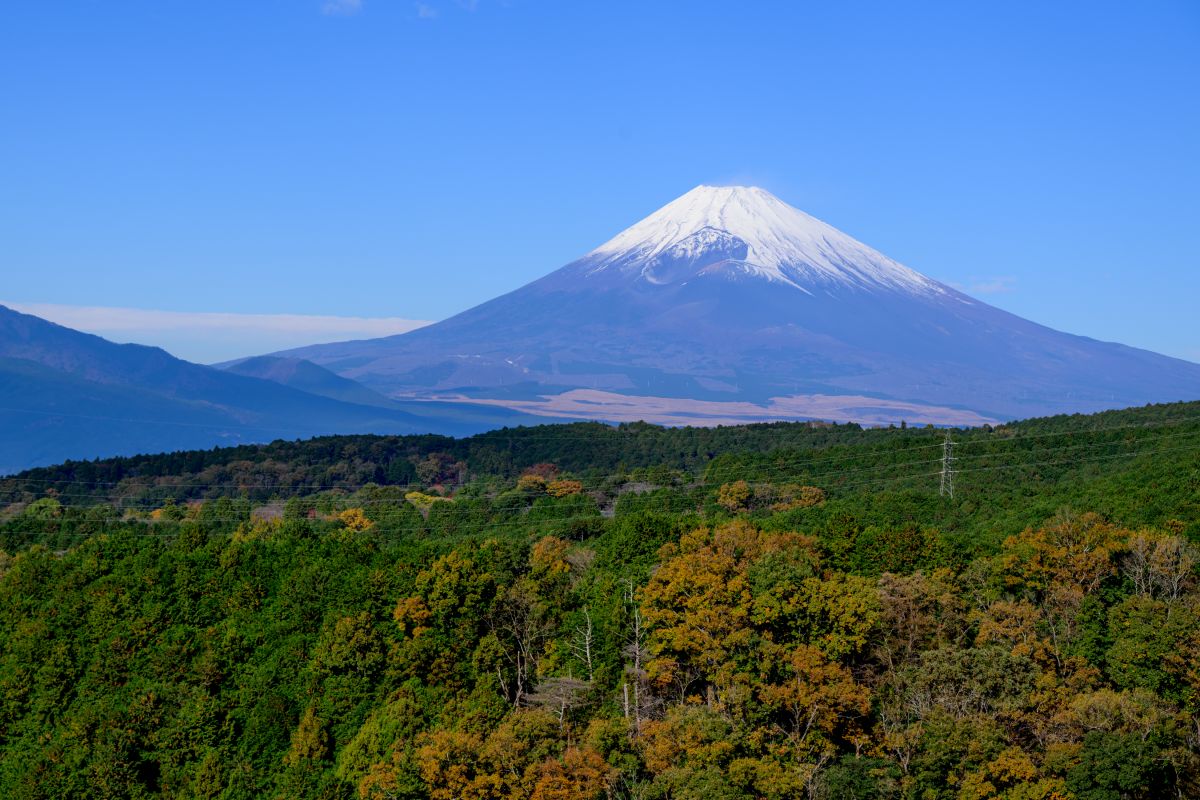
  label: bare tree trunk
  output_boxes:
[622,578,651,734]
[572,606,595,681]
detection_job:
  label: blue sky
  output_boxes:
[2,1,1198,363]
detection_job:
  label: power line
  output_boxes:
[7,439,1198,539]
[2,451,950,504]
[12,420,1200,504]
[1,462,952,530]
[953,411,1200,450]
[949,440,1200,478]
[6,416,1200,529]
[14,414,1200,495]
[5,393,1200,491]
[10,436,1200,528]
[9,405,1200,506]
[951,426,1200,463]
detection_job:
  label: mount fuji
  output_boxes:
[276,186,1200,426]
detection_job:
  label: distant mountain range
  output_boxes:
[0,305,542,474]
[6,186,1199,472]
[220,355,400,408]
[278,186,1200,426]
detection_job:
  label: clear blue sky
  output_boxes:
[3,1,1198,363]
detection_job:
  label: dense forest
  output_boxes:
[1,401,1199,799]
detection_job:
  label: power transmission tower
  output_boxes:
[939,433,956,498]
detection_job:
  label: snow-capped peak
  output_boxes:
[585,185,944,295]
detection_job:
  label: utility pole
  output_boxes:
[939,432,956,499]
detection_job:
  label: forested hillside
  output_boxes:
[1,402,1198,798]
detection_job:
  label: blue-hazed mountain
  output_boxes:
[277,185,1200,425]
[0,305,542,474]
[220,355,399,408]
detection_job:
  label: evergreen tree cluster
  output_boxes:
[1,401,1199,798]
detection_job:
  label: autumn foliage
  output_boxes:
[3,400,1200,800]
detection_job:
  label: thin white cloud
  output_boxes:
[415,2,438,18]
[322,0,362,15]
[2,301,430,364]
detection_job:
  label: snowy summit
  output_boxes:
[583,185,944,296]
[280,183,1200,425]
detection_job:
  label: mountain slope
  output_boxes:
[220,355,397,408]
[0,305,546,473]
[279,186,1200,423]
[0,356,250,475]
